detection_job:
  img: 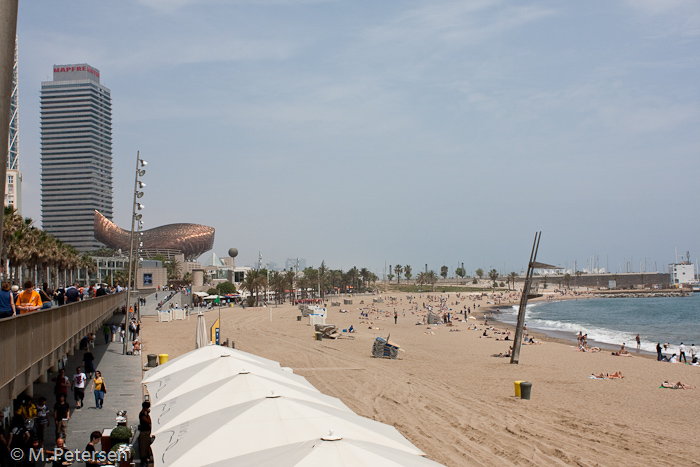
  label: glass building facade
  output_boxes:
[41,63,113,251]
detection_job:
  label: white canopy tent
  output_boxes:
[145,355,317,405]
[151,396,425,467]
[150,372,353,434]
[142,344,280,384]
[203,438,445,467]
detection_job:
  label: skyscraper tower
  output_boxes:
[5,35,21,215]
[41,64,113,251]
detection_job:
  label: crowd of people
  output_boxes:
[0,280,124,319]
[0,314,150,466]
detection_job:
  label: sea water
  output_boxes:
[496,294,700,355]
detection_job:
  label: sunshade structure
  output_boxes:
[143,345,443,467]
[145,355,316,405]
[142,344,280,384]
[151,396,426,467]
[150,373,353,434]
[203,438,445,467]
[194,313,208,349]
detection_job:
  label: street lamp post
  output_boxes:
[123,152,147,355]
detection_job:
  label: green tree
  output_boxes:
[564,273,571,289]
[387,273,394,282]
[509,272,518,290]
[404,265,412,282]
[426,270,438,289]
[455,266,466,278]
[216,281,237,294]
[440,265,448,279]
[488,269,499,288]
[394,265,403,284]
[475,268,484,279]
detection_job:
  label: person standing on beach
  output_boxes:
[635,334,641,350]
[691,344,697,361]
[394,311,398,324]
[679,343,687,363]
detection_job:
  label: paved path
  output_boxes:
[30,313,145,463]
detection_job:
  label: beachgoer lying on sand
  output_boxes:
[591,373,607,379]
[612,352,633,357]
[662,381,695,389]
[609,371,623,379]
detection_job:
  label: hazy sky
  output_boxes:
[15,0,700,277]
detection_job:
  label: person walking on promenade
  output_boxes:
[91,371,106,409]
[34,396,49,447]
[84,431,103,467]
[83,349,96,379]
[103,324,110,345]
[138,401,152,467]
[64,283,81,304]
[53,394,70,440]
[72,367,86,409]
[52,369,70,404]
[0,281,17,318]
[15,280,42,314]
[679,342,687,363]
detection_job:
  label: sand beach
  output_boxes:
[141,292,700,466]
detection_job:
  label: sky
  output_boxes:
[14,0,700,277]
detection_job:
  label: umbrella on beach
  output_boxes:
[145,355,317,405]
[142,344,280,384]
[151,396,426,467]
[203,438,444,467]
[150,372,353,434]
[195,312,208,349]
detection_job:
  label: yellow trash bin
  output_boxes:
[514,381,523,398]
[159,354,169,365]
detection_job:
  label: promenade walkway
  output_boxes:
[29,312,145,463]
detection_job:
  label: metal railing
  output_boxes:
[0,292,124,408]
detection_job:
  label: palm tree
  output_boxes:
[509,272,518,290]
[285,270,296,302]
[426,270,438,290]
[394,265,403,284]
[240,269,266,306]
[404,265,412,283]
[270,271,287,304]
[359,268,370,292]
[488,269,499,288]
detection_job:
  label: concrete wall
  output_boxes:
[0,293,124,409]
[136,267,168,289]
